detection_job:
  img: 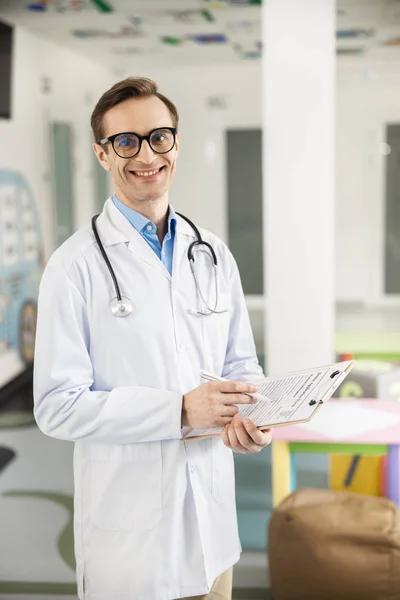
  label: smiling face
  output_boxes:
[94,95,179,211]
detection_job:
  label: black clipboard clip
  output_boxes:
[309,380,326,406]
[309,399,324,406]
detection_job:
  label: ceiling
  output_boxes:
[2,0,400,71]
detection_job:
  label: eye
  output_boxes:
[117,135,136,148]
[150,129,175,151]
[152,132,166,143]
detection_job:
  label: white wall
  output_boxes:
[140,62,262,244]
[138,61,400,308]
[0,25,112,260]
[2,33,396,305]
[336,65,400,307]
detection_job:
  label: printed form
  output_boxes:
[184,360,354,439]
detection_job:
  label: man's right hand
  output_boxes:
[181,381,258,429]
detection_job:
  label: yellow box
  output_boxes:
[330,455,382,496]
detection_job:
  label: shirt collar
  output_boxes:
[94,198,194,247]
[112,194,177,236]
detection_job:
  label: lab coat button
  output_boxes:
[190,466,196,474]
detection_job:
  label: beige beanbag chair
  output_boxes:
[268,488,400,600]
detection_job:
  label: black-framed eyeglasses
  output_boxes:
[99,127,177,159]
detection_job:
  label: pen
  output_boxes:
[200,370,271,402]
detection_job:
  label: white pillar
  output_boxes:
[262,0,336,375]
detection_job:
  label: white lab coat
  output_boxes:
[33,198,263,600]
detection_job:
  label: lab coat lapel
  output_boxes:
[128,232,170,278]
[100,197,171,279]
[172,215,196,281]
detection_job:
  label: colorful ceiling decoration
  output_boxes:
[1,0,400,70]
[336,28,375,39]
[26,0,114,12]
[382,38,400,47]
[72,25,144,39]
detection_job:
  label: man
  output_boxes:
[33,77,271,600]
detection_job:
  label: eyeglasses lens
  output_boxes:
[114,129,175,158]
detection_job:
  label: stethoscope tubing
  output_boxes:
[91,211,224,317]
[91,215,123,302]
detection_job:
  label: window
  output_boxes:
[384,124,400,295]
[226,129,263,295]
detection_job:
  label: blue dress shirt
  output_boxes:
[112,195,176,276]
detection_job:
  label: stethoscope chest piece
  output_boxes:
[110,296,133,317]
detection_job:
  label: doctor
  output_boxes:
[33,77,271,600]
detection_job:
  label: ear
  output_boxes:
[175,131,180,153]
[93,142,111,171]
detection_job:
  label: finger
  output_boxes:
[220,393,257,405]
[234,418,262,452]
[215,416,235,427]
[227,419,247,454]
[220,405,239,418]
[217,381,258,394]
[243,419,272,446]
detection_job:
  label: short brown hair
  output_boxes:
[91,76,179,143]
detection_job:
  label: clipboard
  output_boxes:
[183,359,356,440]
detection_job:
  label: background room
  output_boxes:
[0,0,400,598]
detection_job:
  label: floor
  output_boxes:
[0,592,271,599]
[233,590,272,599]
[2,306,398,599]
[0,407,275,598]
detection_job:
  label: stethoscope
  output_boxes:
[91,213,228,318]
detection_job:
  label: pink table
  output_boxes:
[271,398,400,507]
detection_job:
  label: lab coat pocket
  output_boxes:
[211,438,235,503]
[89,443,162,531]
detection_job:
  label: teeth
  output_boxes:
[134,169,160,177]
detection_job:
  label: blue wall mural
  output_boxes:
[0,170,43,387]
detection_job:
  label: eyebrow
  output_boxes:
[109,127,174,137]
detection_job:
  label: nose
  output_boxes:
[136,138,156,163]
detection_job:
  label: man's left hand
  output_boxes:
[221,413,272,454]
